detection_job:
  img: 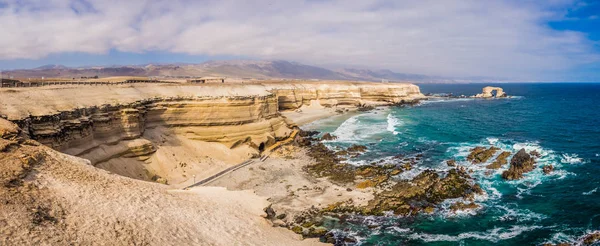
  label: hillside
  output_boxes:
[3,60,441,82]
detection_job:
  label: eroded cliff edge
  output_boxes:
[0,81,424,184]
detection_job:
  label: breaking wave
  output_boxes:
[408,225,543,243]
[386,113,402,135]
[560,153,583,164]
[583,188,597,195]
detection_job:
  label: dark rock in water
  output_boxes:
[321,133,337,141]
[299,130,320,137]
[344,237,358,243]
[264,205,276,220]
[583,231,600,245]
[450,201,479,212]
[323,232,336,244]
[467,146,500,164]
[329,168,483,216]
[486,151,511,169]
[347,144,367,153]
[530,150,542,158]
[543,165,554,175]
[502,149,536,180]
[335,150,349,156]
[447,159,456,167]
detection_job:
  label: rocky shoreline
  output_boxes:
[254,128,485,243]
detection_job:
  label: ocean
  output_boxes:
[304,83,600,245]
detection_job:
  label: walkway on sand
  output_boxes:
[183,129,299,189]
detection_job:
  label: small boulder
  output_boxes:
[543,165,554,175]
[446,159,456,167]
[530,150,542,158]
[276,213,287,220]
[468,146,500,164]
[450,202,479,212]
[347,144,367,153]
[486,151,511,169]
[321,133,337,141]
[264,205,276,220]
[502,149,536,180]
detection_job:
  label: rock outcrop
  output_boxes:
[474,86,506,98]
[502,149,536,180]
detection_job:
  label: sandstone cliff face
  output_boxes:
[264,82,423,110]
[11,96,290,162]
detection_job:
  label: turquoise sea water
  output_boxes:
[304,83,600,245]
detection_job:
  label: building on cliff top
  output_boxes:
[187,77,225,83]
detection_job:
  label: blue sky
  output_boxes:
[0,0,599,81]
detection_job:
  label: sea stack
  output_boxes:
[474,86,506,98]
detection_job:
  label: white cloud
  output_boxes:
[0,0,598,79]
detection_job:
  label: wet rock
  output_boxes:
[347,144,367,153]
[344,237,358,243]
[486,151,511,169]
[450,202,479,212]
[446,159,456,167]
[348,169,482,216]
[543,165,554,175]
[467,146,500,164]
[299,130,320,138]
[530,150,541,158]
[323,232,337,244]
[583,231,600,245]
[502,149,536,180]
[320,133,337,141]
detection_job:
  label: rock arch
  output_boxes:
[475,86,506,98]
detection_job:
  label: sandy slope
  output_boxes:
[0,119,324,245]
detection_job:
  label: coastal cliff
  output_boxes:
[265,82,423,110]
[0,81,424,184]
[0,81,425,245]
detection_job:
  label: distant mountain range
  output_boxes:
[1,60,502,83]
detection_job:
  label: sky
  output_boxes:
[0,0,599,81]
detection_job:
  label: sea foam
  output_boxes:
[408,225,543,243]
[386,113,402,135]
